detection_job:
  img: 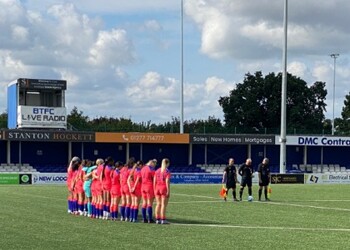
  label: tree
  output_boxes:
[218,71,328,134]
[336,93,350,135]
[0,111,7,129]
[67,107,90,131]
[184,116,224,134]
[90,116,141,132]
[322,119,332,134]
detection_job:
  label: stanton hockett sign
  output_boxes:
[4,130,94,142]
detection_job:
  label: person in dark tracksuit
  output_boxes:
[222,158,239,202]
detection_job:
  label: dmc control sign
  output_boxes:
[298,137,350,146]
[279,136,350,146]
[17,106,67,129]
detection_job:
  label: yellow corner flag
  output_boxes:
[219,185,227,198]
[267,185,272,198]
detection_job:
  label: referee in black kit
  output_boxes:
[238,158,254,201]
[222,158,239,202]
[258,158,271,201]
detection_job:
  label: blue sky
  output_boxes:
[1,0,350,124]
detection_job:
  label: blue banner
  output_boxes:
[170,173,222,184]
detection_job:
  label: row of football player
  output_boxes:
[67,157,171,224]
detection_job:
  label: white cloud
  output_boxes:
[11,25,29,44]
[0,51,29,80]
[142,20,162,32]
[185,0,350,59]
[47,4,94,46]
[114,67,129,80]
[184,76,233,120]
[53,68,80,87]
[0,0,28,49]
[88,29,136,67]
[241,22,282,48]
[0,50,30,113]
[312,62,331,82]
[185,0,237,59]
[288,61,308,79]
[126,72,177,105]
[123,72,233,122]
[337,64,350,79]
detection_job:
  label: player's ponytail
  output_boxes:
[127,157,136,168]
[129,162,138,180]
[102,156,114,179]
[102,162,106,179]
[71,156,81,171]
[161,158,170,173]
[115,161,123,170]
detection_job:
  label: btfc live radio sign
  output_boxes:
[18,106,67,129]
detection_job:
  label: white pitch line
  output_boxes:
[291,199,350,202]
[171,223,350,232]
[180,197,350,212]
[171,193,222,200]
[169,200,224,204]
[21,193,350,210]
[262,201,350,212]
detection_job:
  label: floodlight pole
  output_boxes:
[180,0,184,134]
[330,53,339,136]
[279,0,288,174]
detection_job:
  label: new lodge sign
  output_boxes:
[190,134,275,145]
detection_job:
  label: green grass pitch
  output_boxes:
[1,184,350,249]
